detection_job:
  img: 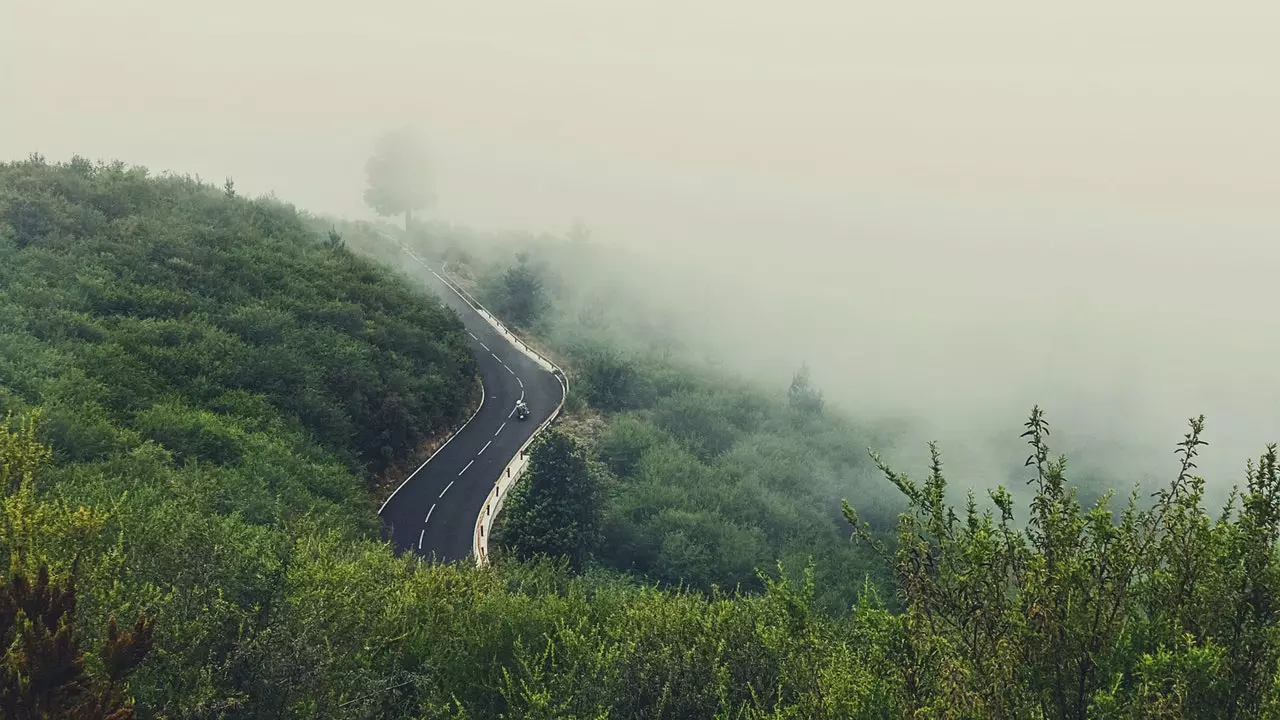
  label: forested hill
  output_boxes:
[0,156,477,480]
[0,156,481,714]
[6,156,1280,718]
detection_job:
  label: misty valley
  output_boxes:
[0,149,1277,719]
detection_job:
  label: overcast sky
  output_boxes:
[4,0,1279,484]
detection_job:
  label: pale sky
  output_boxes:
[4,0,1279,484]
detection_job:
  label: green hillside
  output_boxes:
[4,157,1280,718]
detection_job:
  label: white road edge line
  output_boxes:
[439,480,454,498]
[383,236,570,568]
[479,440,492,454]
[378,380,485,515]
[459,459,474,475]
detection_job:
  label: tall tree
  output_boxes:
[363,128,432,233]
[788,362,824,416]
[499,428,602,571]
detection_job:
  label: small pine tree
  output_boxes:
[325,226,344,250]
[788,362,824,416]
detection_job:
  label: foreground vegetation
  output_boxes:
[6,157,1280,717]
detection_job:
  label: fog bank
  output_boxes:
[5,0,1279,487]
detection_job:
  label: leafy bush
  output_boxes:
[497,428,603,571]
[479,253,549,328]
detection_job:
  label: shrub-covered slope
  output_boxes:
[0,157,477,479]
[0,156,480,714]
[7,158,1280,718]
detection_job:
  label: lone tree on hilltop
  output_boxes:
[363,128,433,233]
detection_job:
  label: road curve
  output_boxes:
[378,249,563,563]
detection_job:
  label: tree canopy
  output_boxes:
[363,128,432,232]
[498,428,603,571]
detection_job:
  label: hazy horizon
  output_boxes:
[5,0,1279,486]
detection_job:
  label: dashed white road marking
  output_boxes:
[480,342,490,352]
[425,504,435,523]
[439,480,454,498]
[479,440,492,454]
[468,332,477,340]
[418,528,425,549]
[491,352,501,361]
[508,407,516,418]
[459,460,474,475]
[517,377,523,388]
[495,422,506,436]
[505,364,516,376]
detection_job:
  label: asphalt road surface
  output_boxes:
[379,254,563,563]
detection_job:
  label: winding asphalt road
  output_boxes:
[378,253,563,563]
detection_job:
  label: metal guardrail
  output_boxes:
[423,266,569,565]
[382,237,568,566]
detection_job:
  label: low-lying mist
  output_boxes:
[419,217,1280,508]
[612,224,1279,499]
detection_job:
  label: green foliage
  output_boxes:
[498,428,603,572]
[577,345,641,411]
[0,157,483,715]
[363,128,432,231]
[787,362,823,417]
[325,225,344,250]
[482,254,547,328]
[425,232,903,613]
[0,157,476,479]
[14,155,1280,718]
[841,407,1280,717]
[0,565,155,720]
[0,414,155,720]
